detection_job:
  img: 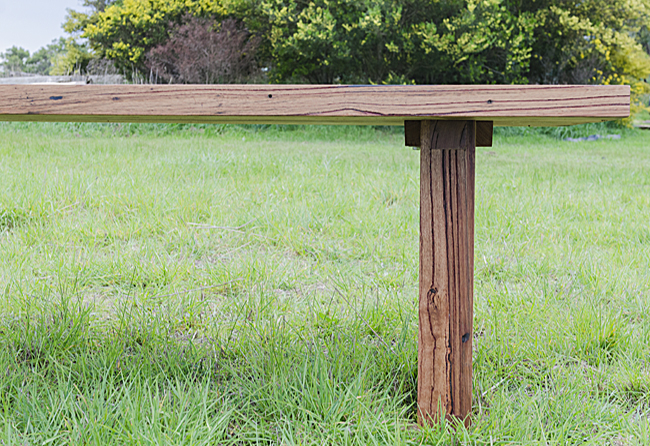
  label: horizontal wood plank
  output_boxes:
[0,84,629,127]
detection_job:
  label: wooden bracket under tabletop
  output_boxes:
[405,120,492,148]
[415,120,475,427]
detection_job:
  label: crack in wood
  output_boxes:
[1,85,628,126]
[418,120,474,427]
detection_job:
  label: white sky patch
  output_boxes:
[0,0,83,54]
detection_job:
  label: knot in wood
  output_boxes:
[427,287,438,308]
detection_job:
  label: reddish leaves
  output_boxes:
[146,17,260,84]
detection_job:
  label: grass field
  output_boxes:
[0,122,649,445]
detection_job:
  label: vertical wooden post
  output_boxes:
[417,120,475,426]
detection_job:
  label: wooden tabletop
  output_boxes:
[0,84,629,127]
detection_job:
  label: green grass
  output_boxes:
[0,121,648,445]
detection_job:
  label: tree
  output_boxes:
[0,40,72,76]
[0,47,31,74]
[67,0,232,78]
[83,0,118,13]
[523,0,650,87]
[64,0,650,90]
[263,0,538,84]
[49,38,94,75]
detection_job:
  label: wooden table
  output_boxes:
[0,84,630,426]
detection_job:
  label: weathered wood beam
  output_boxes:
[0,84,629,127]
[418,120,475,427]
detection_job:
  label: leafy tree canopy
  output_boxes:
[0,39,73,76]
[1,38,94,77]
[61,0,650,95]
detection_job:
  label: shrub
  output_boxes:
[69,0,227,78]
[146,16,260,84]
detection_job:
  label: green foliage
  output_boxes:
[64,0,650,89]
[68,0,232,77]
[0,41,65,76]
[409,0,538,84]
[528,1,650,86]
[521,0,650,117]
[83,0,119,13]
[262,0,650,85]
[49,38,94,75]
[0,39,93,77]
[22,47,56,75]
[0,47,30,74]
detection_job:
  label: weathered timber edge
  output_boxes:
[0,84,630,127]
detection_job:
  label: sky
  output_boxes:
[0,0,83,54]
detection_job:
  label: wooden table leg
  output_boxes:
[417,120,475,426]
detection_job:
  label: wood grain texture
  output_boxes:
[418,120,474,427]
[0,84,629,127]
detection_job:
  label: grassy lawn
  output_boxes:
[0,122,648,445]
